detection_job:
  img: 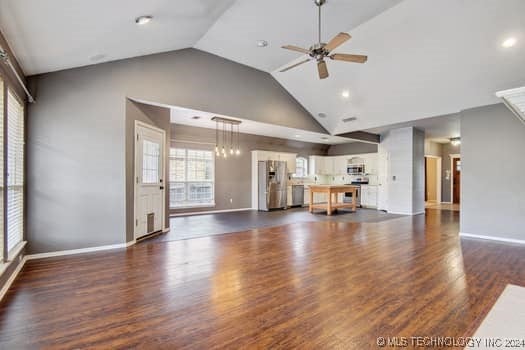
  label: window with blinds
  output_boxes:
[7,89,24,253]
[169,148,214,208]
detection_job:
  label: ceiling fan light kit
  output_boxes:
[280,0,368,79]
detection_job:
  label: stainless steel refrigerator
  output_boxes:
[258,160,287,211]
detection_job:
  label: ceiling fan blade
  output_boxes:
[324,32,351,52]
[330,53,368,64]
[279,59,311,72]
[318,60,329,79]
[281,45,310,54]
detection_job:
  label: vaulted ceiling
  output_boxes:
[1,0,524,136]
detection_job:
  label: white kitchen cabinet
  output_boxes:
[323,157,335,175]
[254,151,297,173]
[309,156,324,175]
[313,192,328,204]
[361,185,378,208]
[303,188,310,205]
[281,153,297,174]
[333,156,348,175]
[364,153,378,175]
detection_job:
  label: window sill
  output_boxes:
[170,203,216,210]
[0,241,27,278]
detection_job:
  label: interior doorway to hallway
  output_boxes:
[424,156,442,204]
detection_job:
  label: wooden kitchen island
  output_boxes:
[308,185,359,216]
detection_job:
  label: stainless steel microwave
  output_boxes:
[347,164,365,175]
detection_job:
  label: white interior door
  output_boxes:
[135,122,165,239]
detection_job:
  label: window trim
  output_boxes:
[0,73,27,264]
[6,87,24,253]
[169,148,215,209]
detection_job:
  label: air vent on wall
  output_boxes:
[342,117,358,123]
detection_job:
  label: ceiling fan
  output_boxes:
[280,0,367,79]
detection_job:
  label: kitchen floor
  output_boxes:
[153,207,404,242]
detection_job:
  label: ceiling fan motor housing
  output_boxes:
[315,0,327,6]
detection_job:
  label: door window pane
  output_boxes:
[142,140,160,184]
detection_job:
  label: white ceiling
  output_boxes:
[273,0,525,134]
[1,0,524,137]
[0,0,236,75]
[195,0,401,72]
[365,113,461,143]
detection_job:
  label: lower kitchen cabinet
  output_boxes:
[361,185,378,208]
[303,189,310,205]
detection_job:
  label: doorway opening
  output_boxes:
[134,120,166,240]
[451,155,461,204]
[424,156,442,205]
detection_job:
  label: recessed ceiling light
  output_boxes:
[257,40,269,48]
[502,37,517,48]
[341,90,350,99]
[295,135,301,138]
[318,113,327,118]
[192,116,201,120]
[135,15,153,25]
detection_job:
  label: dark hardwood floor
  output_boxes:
[1,210,524,349]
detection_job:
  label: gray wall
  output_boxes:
[424,140,443,158]
[171,124,328,214]
[380,127,425,215]
[27,48,323,254]
[412,128,425,214]
[441,142,461,203]
[327,142,378,156]
[460,103,525,241]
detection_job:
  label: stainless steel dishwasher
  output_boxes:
[291,185,304,207]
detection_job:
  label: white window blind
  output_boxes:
[169,148,214,208]
[7,89,24,253]
[0,79,4,257]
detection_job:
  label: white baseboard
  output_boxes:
[26,241,135,261]
[0,256,27,302]
[460,232,525,245]
[170,208,253,217]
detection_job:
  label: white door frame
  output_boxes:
[134,120,166,240]
[450,154,460,204]
[424,155,442,203]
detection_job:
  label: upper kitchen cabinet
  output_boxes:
[309,156,321,175]
[365,153,378,175]
[253,151,297,174]
[309,156,328,175]
[333,156,348,175]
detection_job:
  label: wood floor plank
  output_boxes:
[0,210,524,349]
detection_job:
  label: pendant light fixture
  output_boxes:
[212,116,242,159]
